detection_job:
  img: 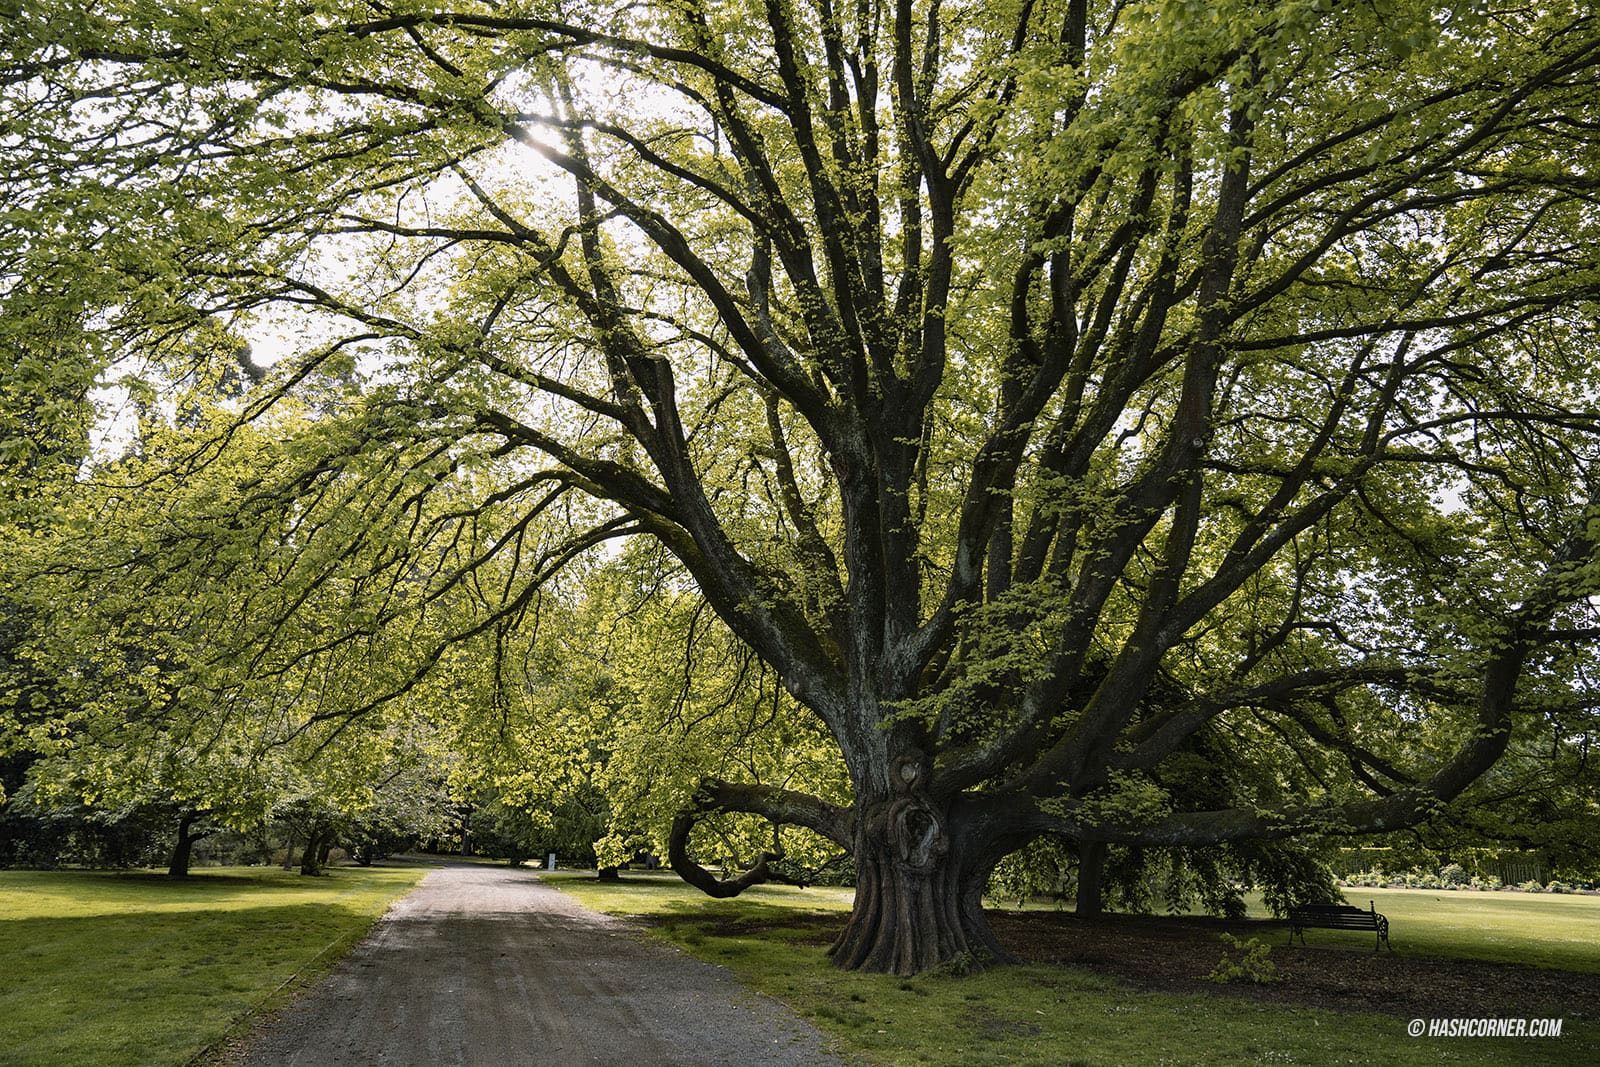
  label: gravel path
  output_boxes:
[236,863,851,1067]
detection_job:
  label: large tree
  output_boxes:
[6,0,1600,973]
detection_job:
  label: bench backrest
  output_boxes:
[1292,908,1369,921]
[1290,903,1383,927]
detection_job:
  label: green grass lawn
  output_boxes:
[1313,887,1600,972]
[993,884,1600,973]
[548,871,1599,1067]
[0,863,428,1067]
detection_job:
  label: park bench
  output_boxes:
[1287,901,1391,951]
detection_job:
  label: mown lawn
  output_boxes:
[992,883,1600,974]
[0,863,428,1067]
[1314,887,1600,972]
[548,871,1599,1067]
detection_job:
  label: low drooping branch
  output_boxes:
[667,778,853,899]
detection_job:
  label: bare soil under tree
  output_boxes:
[704,905,1600,1023]
[987,911,1600,1022]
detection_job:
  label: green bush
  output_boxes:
[1203,933,1285,986]
[1439,863,1469,886]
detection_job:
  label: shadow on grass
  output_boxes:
[540,869,687,888]
[1,898,402,1067]
[1,899,384,965]
[1,863,432,912]
[595,896,846,954]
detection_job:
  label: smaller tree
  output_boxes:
[345,765,458,866]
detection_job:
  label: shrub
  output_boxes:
[1518,880,1545,893]
[1547,881,1573,894]
[1204,934,1286,986]
[1439,863,1469,886]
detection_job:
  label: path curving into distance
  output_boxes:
[236,863,850,1067]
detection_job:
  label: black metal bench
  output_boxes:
[1288,901,1391,951]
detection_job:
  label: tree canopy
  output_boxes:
[4,0,1600,973]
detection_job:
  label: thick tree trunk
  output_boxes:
[167,813,198,878]
[828,792,1010,975]
[1075,840,1107,917]
[300,829,328,876]
[596,866,621,882]
[665,770,1014,975]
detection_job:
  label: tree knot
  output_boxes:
[883,796,947,872]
